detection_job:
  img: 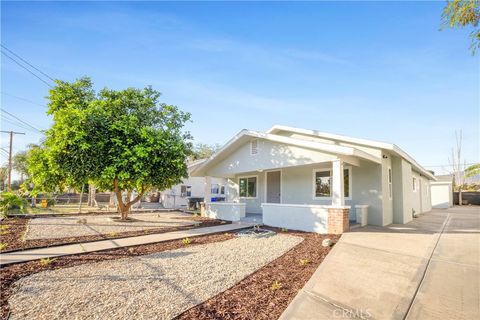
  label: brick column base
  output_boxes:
[328,208,350,234]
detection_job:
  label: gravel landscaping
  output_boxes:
[25,212,196,240]
[0,214,228,252]
[7,233,302,319]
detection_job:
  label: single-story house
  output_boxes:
[160,160,227,210]
[191,125,435,234]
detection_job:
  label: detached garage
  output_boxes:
[430,180,453,209]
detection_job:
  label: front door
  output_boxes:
[266,171,281,203]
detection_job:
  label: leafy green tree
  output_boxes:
[442,0,480,54]
[30,77,192,219]
[12,151,29,182]
[465,163,480,177]
[190,143,221,161]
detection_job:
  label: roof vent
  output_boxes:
[250,139,258,155]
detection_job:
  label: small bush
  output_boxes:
[0,192,28,215]
[39,257,56,266]
[271,280,282,291]
[299,259,310,265]
[0,230,9,236]
[182,237,192,245]
[107,232,118,237]
[281,228,288,232]
[0,243,8,250]
[0,225,9,230]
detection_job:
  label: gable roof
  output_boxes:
[191,129,382,176]
[267,125,436,180]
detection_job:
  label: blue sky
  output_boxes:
[1,1,479,175]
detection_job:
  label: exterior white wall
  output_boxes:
[206,139,338,177]
[204,202,246,221]
[160,177,226,209]
[430,182,453,208]
[262,203,330,233]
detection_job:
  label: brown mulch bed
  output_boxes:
[0,231,236,320]
[176,229,340,320]
[0,215,229,253]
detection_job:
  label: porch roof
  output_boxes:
[191,129,381,177]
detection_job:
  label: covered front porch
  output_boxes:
[192,130,381,234]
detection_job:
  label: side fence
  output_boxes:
[453,192,480,206]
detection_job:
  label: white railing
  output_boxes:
[205,202,246,221]
[261,203,349,233]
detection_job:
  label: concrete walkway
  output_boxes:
[280,207,479,320]
[0,221,254,266]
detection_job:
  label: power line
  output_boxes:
[1,50,53,88]
[423,162,477,168]
[0,44,56,82]
[0,109,43,133]
[0,91,45,107]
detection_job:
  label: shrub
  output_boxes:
[0,230,9,236]
[0,192,28,215]
[281,228,288,232]
[182,237,192,245]
[0,243,7,250]
[271,280,282,291]
[39,257,56,266]
[299,259,310,265]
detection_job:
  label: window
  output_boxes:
[239,176,257,198]
[180,185,191,197]
[314,169,350,198]
[388,168,393,199]
[413,177,417,192]
[250,139,258,155]
[211,184,219,194]
[220,186,225,195]
[315,170,331,197]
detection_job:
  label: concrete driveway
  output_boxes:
[280,207,479,320]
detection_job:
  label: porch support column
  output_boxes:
[331,159,345,206]
[204,176,212,203]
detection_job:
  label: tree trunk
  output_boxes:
[458,189,463,206]
[113,179,144,221]
[78,184,85,213]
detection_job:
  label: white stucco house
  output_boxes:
[160,160,227,210]
[191,125,435,234]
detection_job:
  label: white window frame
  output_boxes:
[388,167,393,200]
[312,167,352,200]
[180,185,191,197]
[413,177,417,192]
[238,175,258,199]
[250,139,258,155]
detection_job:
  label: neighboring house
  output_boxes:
[160,160,227,210]
[191,125,435,234]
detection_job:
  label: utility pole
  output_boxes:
[1,130,25,191]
